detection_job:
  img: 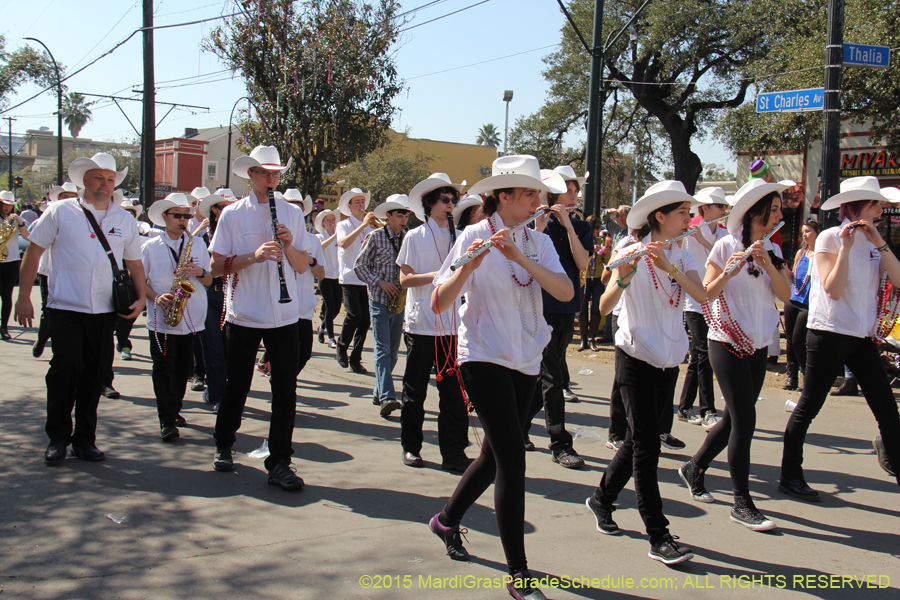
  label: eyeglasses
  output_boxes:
[165,212,192,220]
[438,195,459,205]
[249,169,281,180]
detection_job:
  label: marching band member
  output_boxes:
[783,219,821,391]
[679,178,792,531]
[453,194,485,230]
[1,190,29,340]
[587,181,705,564]
[780,176,900,499]
[142,194,211,441]
[315,208,342,348]
[188,187,211,237]
[429,155,573,600]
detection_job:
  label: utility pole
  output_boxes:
[4,117,15,190]
[141,0,155,208]
[819,0,844,229]
[23,38,63,186]
[582,0,604,219]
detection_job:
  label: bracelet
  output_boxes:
[616,278,631,289]
[667,264,680,278]
[154,294,161,305]
[877,243,890,253]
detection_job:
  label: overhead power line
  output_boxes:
[399,0,493,33]
[406,44,560,80]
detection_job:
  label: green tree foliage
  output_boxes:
[0,35,61,109]
[699,162,735,183]
[476,123,501,147]
[341,130,437,206]
[206,0,403,199]
[61,92,93,139]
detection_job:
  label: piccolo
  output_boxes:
[723,221,785,277]
[450,207,552,271]
[847,218,884,231]
[605,214,730,271]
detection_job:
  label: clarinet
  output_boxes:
[268,188,293,304]
[447,213,457,248]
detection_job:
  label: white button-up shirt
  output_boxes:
[316,231,339,280]
[142,232,210,334]
[336,215,373,286]
[298,230,325,321]
[398,222,461,336]
[683,219,728,314]
[28,198,142,314]
[209,193,310,328]
[1,221,20,263]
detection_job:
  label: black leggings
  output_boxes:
[0,260,19,329]
[338,284,370,363]
[440,361,537,574]
[580,277,604,316]
[693,342,768,496]
[319,278,342,339]
[783,300,809,372]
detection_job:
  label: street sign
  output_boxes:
[844,43,890,68]
[756,88,824,113]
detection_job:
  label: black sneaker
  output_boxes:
[660,433,686,451]
[336,347,349,369]
[676,408,702,424]
[428,514,469,561]
[552,447,585,469]
[874,437,894,476]
[267,461,305,490]
[506,570,549,600]
[160,424,180,441]
[379,398,401,417]
[214,447,234,472]
[585,495,620,535]
[730,495,777,532]
[174,414,187,427]
[190,376,206,392]
[778,475,821,502]
[679,460,714,503]
[441,456,473,474]
[649,534,694,565]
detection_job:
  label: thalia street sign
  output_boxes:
[844,43,890,68]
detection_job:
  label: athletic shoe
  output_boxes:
[214,447,234,472]
[552,447,585,469]
[120,345,132,360]
[731,495,777,531]
[328,338,337,348]
[606,438,623,451]
[379,398,401,417]
[562,388,579,402]
[506,571,549,600]
[174,414,187,427]
[678,460,714,503]
[660,433,686,451]
[159,423,180,441]
[255,361,271,378]
[677,408,702,424]
[585,496,620,535]
[190,375,206,391]
[428,514,470,561]
[267,461,305,490]
[317,326,325,344]
[874,437,894,476]
[701,412,719,430]
[402,451,423,467]
[649,534,693,565]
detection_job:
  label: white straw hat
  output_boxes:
[197,193,235,219]
[452,194,484,224]
[692,186,728,214]
[283,189,313,216]
[467,155,557,196]
[67,152,128,188]
[553,165,588,185]
[190,186,211,201]
[148,192,194,227]
[0,190,15,205]
[214,187,237,199]
[408,173,465,221]
[47,182,80,202]
[232,145,292,179]
[119,198,143,217]
[820,176,890,211]
[626,181,697,229]
[374,194,410,219]
[315,208,340,234]
[338,188,371,217]
[727,178,796,234]
[880,186,900,203]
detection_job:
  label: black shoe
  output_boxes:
[372,395,381,406]
[403,451,424,467]
[100,386,120,399]
[523,436,535,452]
[552,447,585,469]
[317,328,325,344]
[32,338,46,357]
[428,514,469,561]
[778,475,821,502]
[874,437,894,476]
[0,327,11,340]
[160,423,180,441]
[214,447,234,472]
[830,377,859,396]
[379,398,401,417]
[174,415,187,427]
[783,370,799,391]
[649,534,694,565]
[190,376,206,392]
[441,456,473,474]
[267,461,305,490]
[767,355,778,365]
[730,494,777,531]
[336,347,349,369]
[585,495,620,535]
[660,433,686,451]
[349,362,368,375]
[71,444,105,462]
[679,459,714,503]
[44,441,67,466]
[506,570,549,600]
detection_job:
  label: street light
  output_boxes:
[503,90,513,156]
[23,37,63,186]
[225,96,251,189]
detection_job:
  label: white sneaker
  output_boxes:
[562,388,579,402]
[701,412,718,430]
[328,338,337,348]
[677,408,702,424]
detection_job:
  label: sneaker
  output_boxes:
[678,460,714,503]
[267,461,305,490]
[677,408,702,424]
[660,433,686,451]
[336,348,349,369]
[731,495,777,531]
[649,534,694,565]
[874,437,894,476]
[255,361,271,378]
[159,423,180,441]
[402,451,423,467]
[120,345,132,360]
[585,496,620,535]
[190,375,205,392]
[428,514,470,561]
[317,327,325,344]
[506,571,549,600]
[552,447,585,469]
[606,438,623,451]
[214,447,234,472]
[174,414,187,427]
[562,388,580,403]
[379,398,401,417]
[701,412,718,430]
[328,338,337,349]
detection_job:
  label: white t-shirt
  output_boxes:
[611,235,636,317]
[209,193,310,328]
[297,230,325,321]
[615,235,697,369]
[188,216,206,237]
[808,221,881,339]
[434,213,565,376]
[336,215,373,286]
[142,233,210,334]
[28,198,142,314]
[706,234,783,349]
[316,231,339,280]
[683,220,728,314]
[397,221,462,336]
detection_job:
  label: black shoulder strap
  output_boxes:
[80,203,124,276]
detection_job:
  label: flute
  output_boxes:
[847,218,884,231]
[605,214,730,271]
[450,207,551,271]
[268,188,293,304]
[723,221,785,277]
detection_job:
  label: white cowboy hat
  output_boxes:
[727,178,796,234]
[725,195,736,206]
[408,173,466,221]
[820,176,891,211]
[112,189,126,205]
[881,186,900,203]
[119,198,143,217]
[539,169,571,203]
[47,182,80,202]
[283,189,313,216]
[626,180,697,229]
[197,193,234,219]
[0,190,16,205]
[214,187,237,199]
[467,155,557,196]
[67,152,128,188]
[374,194,410,219]
[138,221,152,235]
[232,145,293,179]
[148,192,194,227]
[315,208,340,234]
[190,186,211,201]
[452,194,484,224]
[338,188,371,217]
[553,165,589,186]
[692,186,728,214]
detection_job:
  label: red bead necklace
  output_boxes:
[874,274,900,342]
[220,255,239,331]
[487,216,533,287]
[645,255,682,306]
[701,282,754,358]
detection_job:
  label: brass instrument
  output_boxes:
[163,233,196,327]
[388,280,407,313]
[0,216,18,260]
[370,216,386,228]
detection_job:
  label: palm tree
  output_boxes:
[476,123,501,148]
[61,92,93,139]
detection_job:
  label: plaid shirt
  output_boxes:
[354,225,405,305]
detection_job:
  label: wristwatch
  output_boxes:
[309,257,318,267]
[200,268,207,278]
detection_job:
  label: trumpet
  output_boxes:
[368,215,386,228]
[605,214,729,271]
[450,207,551,271]
[723,221,785,277]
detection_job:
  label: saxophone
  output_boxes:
[0,217,17,260]
[388,279,407,313]
[164,233,195,327]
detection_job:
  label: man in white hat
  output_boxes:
[207,145,310,490]
[188,187,211,237]
[354,194,410,415]
[335,188,379,372]
[14,152,147,465]
[1,191,30,340]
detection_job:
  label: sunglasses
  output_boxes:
[165,212,192,220]
[438,196,459,205]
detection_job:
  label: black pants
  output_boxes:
[115,315,136,350]
[441,362,536,573]
[44,309,116,446]
[679,311,716,416]
[782,330,900,486]
[593,348,675,543]
[214,322,300,471]
[0,260,18,329]
[400,333,469,462]
[35,274,50,348]
[338,284,370,364]
[783,300,809,374]
[298,318,313,373]
[524,312,574,451]
[149,332,195,425]
[192,329,205,380]
[693,342,767,496]
[319,278,342,339]
[580,277,604,316]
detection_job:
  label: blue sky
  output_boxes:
[0,0,731,174]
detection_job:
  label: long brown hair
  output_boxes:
[741,192,785,274]
[634,201,685,240]
[483,188,515,216]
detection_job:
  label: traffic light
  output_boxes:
[12,176,23,188]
